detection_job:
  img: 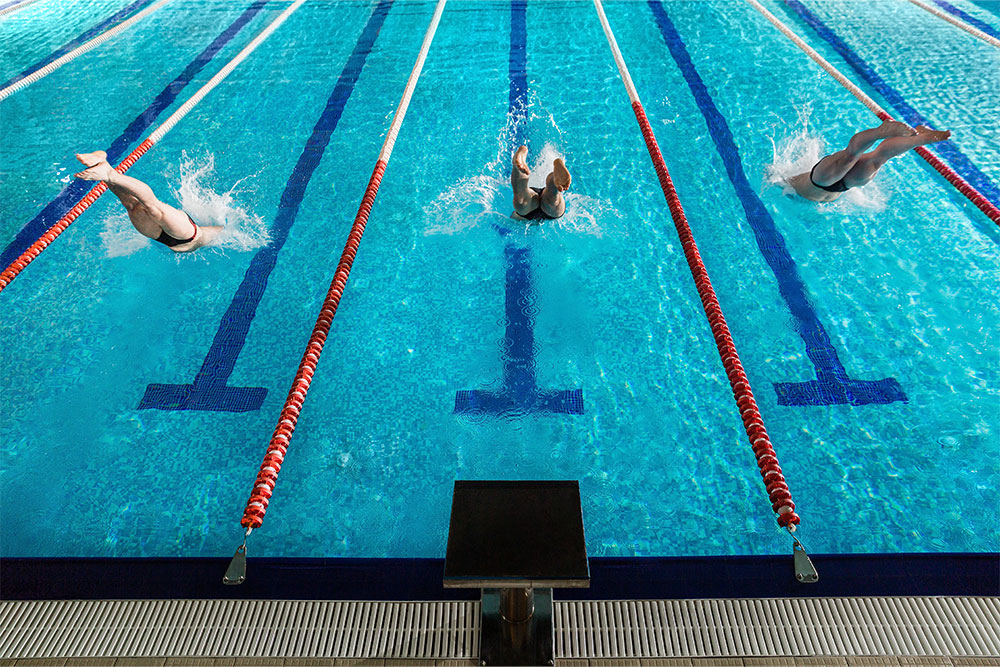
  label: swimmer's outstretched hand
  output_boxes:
[74,150,112,181]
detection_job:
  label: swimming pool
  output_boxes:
[1,0,998,596]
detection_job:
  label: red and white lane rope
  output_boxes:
[0,0,174,101]
[904,0,1000,48]
[0,0,307,294]
[592,0,802,534]
[745,0,1000,226]
[227,0,448,583]
[0,0,41,18]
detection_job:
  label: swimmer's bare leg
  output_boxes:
[539,158,571,219]
[842,126,951,189]
[511,145,540,216]
[74,150,202,242]
[810,120,914,187]
[76,151,153,209]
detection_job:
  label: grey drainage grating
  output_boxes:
[0,600,480,660]
[552,598,1000,658]
[1,597,998,660]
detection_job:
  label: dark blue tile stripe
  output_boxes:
[783,0,1000,208]
[647,1,905,407]
[932,0,1000,38]
[139,0,393,412]
[0,1,269,269]
[455,0,583,415]
[0,0,27,11]
[454,246,583,414]
[1,0,157,91]
[2,553,997,599]
[507,0,528,149]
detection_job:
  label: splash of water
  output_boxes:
[100,152,270,257]
[172,151,271,251]
[546,191,618,237]
[422,107,619,237]
[764,104,886,212]
[100,212,150,257]
[421,172,510,236]
[765,104,823,191]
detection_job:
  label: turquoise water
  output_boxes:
[1,0,997,561]
[0,0,137,81]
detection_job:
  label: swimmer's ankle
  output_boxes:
[73,161,113,182]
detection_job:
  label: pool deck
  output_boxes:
[2,657,1000,666]
[2,598,998,666]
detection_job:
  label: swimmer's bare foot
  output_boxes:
[551,158,571,191]
[513,145,530,176]
[914,125,951,142]
[879,120,913,137]
[74,150,112,180]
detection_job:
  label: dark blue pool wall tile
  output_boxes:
[3,553,996,600]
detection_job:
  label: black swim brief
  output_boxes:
[809,158,850,193]
[515,186,556,221]
[155,214,199,247]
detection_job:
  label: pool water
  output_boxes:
[1,0,997,563]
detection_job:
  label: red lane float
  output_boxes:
[631,101,800,528]
[241,160,387,529]
[237,0,449,537]
[0,139,155,293]
[914,145,1000,225]
[592,0,799,530]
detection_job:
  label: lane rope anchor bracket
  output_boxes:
[223,527,251,585]
[792,532,818,583]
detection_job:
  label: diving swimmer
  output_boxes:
[73,150,223,252]
[511,145,571,220]
[788,121,951,202]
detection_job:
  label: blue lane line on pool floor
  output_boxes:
[454,0,583,416]
[783,0,1000,209]
[933,0,1000,39]
[140,0,393,412]
[648,1,905,407]
[0,0,269,270]
[0,0,157,91]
